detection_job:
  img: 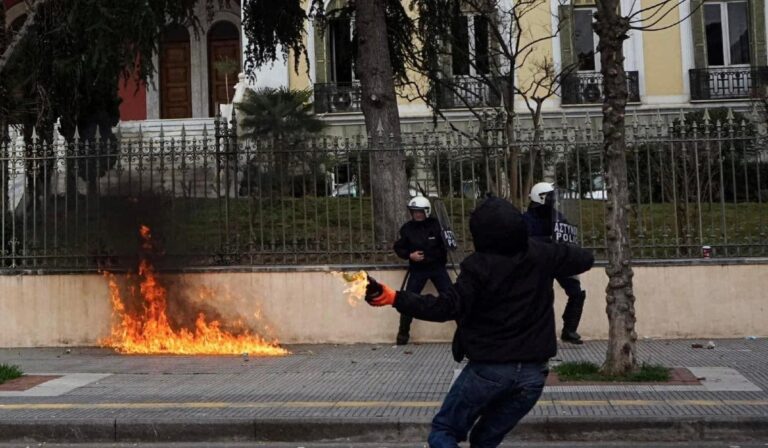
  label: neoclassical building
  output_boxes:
[4,0,767,130]
[115,2,244,121]
[3,0,246,122]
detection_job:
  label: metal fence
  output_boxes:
[2,108,768,270]
[689,67,768,100]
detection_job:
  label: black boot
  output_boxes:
[397,313,412,345]
[561,290,586,345]
[561,329,583,344]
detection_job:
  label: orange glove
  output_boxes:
[365,276,397,307]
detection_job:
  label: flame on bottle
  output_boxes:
[331,270,369,306]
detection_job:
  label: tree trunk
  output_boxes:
[594,0,637,375]
[504,114,520,205]
[501,72,520,204]
[0,2,6,52]
[355,0,409,246]
[1,3,7,216]
[0,118,7,222]
[525,103,544,198]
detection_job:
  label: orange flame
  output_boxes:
[101,226,288,356]
[332,270,369,306]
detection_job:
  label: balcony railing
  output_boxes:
[435,76,505,109]
[689,67,768,100]
[561,71,640,105]
[314,82,362,114]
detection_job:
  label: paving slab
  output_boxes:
[0,339,766,443]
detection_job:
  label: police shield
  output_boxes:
[432,198,459,252]
[550,188,580,247]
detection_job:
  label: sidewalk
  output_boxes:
[1,339,767,443]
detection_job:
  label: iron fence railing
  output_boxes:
[436,76,505,109]
[2,109,768,270]
[313,82,363,114]
[561,71,641,105]
[689,67,768,100]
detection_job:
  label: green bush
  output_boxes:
[0,364,23,384]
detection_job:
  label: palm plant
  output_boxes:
[236,88,327,196]
[236,87,325,140]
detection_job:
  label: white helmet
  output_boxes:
[408,195,431,216]
[529,182,555,205]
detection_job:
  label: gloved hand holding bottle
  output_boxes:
[365,275,396,307]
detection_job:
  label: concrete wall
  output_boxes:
[1,263,766,347]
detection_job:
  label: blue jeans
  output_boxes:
[428,361,548,448]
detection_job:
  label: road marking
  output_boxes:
[335,401,389,407]
[386,401,437,407]
[609,400,661,406]
[723,399,768,406]
[553,400,610,406]
[1,399,767,411]
[666,399,723,406]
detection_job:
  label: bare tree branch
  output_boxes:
[628,0,701,31]
[0,0,39,77]
[400,0,574,201]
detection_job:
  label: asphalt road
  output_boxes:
[2,442,767,448]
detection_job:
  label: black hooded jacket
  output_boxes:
[393,197,594,363]
[393,217,447,271]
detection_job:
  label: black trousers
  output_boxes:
[398,267,452,337]
[557,276,586,333]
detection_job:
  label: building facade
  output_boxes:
[288,0,768,133]
[3,0,767,131]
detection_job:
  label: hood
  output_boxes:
[470,196,528,255]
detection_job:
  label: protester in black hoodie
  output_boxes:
[392,195,451,345]
[366,196,594,448]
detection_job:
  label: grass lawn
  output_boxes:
[0,364,23,384]
[554,361,671,383]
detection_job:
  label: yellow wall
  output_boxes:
[516,0,557,101]
[286,0,692,110]
[641,0,684,96]
[289,53,312,92]
[286,0,313,91]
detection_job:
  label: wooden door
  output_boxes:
[209,40,240,116]
[160,42,192,119]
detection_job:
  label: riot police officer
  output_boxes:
[523,182,586,344]
[392,196,452,345]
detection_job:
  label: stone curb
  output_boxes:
[1,416,767,443]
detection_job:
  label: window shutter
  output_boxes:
[558,5,576,70]
[750,0,767,65]
[690,0,707,68]
[314,21,328,84]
